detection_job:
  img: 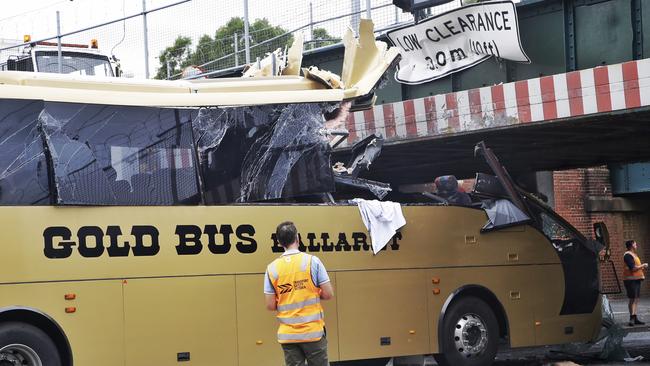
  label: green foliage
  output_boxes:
[155,17,294,79]
[308,27,339,50]
[155,36,192,80]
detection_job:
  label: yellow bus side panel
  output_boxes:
[0,206,560,285]
[235,274,284,366]
[426,266,540,352]
[0,281,124,366]
[336,269,430,360]
[532,267,602,345]
[321,273,340,362]
[123,276,238,366]
[234,274,340,366]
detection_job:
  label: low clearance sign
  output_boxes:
[387,0,530,85]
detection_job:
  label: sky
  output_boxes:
[0,0,453,78]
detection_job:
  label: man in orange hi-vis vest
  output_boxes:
[264,221,334,366]
[623,240,648,326]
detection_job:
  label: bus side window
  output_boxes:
[40,102,201,206]
[193,104,335,204]
[538,211,577,252]
[0,99,51,205]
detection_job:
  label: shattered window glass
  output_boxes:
[1,100,335,206]
[538,211,577,249]
[40,102,200,205]
[193,103,335,203]
[0,99,51,205]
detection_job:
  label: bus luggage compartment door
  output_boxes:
[336,269,429,360]
[122,276,238,366]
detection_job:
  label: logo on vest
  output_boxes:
[294,279,308,290]
[278,283,293,294]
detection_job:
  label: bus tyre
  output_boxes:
[0,322,61,366]
[434,296,498,366]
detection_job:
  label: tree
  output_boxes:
[155,36,192,80]
[155,17,293,79]
[308,27,340,50]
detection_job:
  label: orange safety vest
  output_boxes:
[623,251,645,280]
[267,252,325,343]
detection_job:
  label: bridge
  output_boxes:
[339,58,650,184]
[208,0,650,189]
[293,0,650,187]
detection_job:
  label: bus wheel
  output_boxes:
[0,322,61,366]
[434,296,498,366]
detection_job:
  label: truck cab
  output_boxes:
[1,37,117,77]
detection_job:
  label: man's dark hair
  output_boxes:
[276,221,298,248]
[625,240,636,250]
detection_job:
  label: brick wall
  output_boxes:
[553,167,650,297]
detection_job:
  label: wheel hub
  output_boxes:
[453,313,488,358]
[0,344,42,366]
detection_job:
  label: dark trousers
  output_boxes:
[280,335,328,366]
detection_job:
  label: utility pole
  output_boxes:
[142,0,150,78]
[166,53,171,79]
[56,11,62,74]
[243,0,251,64]
[234,32,239,67]
[365,0,372,19]
[309,2,314,49]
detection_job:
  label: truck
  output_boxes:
[0,35,118,77]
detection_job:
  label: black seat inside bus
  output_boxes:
[434,175,471,206]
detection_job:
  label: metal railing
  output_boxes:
[0,0,461,79]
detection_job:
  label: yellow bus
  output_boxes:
[0,21,606,366]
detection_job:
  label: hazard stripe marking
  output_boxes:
[341,58,650,145]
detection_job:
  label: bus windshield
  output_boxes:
[35,50,113,77]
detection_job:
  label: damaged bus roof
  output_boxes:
[0,20,399,107]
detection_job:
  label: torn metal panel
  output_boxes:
[347,134,384,178]
[304,66,344,89]
[242,48,285,77]
[341,19,401,99]
[0,99,51,205]
[40,102,201,205]
[282,33,304,76]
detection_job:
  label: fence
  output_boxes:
[0,0,462,80]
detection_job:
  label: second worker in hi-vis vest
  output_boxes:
[623,239,648,327]
[264,221,334,366]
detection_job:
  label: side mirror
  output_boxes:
[593,222,610,261]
